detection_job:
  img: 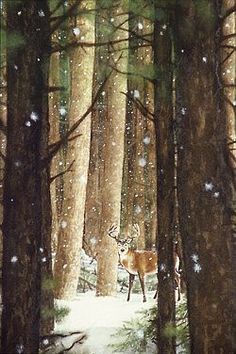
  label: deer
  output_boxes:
[108,224,181,303]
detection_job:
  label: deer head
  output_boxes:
[107,224,140,255]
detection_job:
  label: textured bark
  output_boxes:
[96,2,128,296]
[154,7,176,354]
[121,15,156,248]
[175,2,236,352]
[54,0,95,299]
[1,1,52,352]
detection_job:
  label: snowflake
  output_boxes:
[162,24,167,30]
[14,65,18,70]
[16,344,24,354]
[63,264,68,269]
[194,263,202,273]
[133,90,140,99]
[202,56,207,63]
[42,338,49,346]
[17,11,22,16]
[137,22,143,30]
[138,157,147,167]
[191,254,199,263]
[160,263,166,272]
[30,111,39,122]
[232,100,236,106]
[181,107,187,115]
[134,205,142,214]
[25,120,31,127]
[204,182,214,191]
[39,247,44,253]
[59,107,67,116]
[38,9,45,17]
[11,256,18,263]
[143,136,150,145]
[72,27,80,36]
[41,257,47,263]
[90,237,97,245]
[213,192,220,198]
[61,220,67,229]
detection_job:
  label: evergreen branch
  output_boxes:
[50,159,75,183]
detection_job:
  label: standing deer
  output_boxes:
[108,224,181,302]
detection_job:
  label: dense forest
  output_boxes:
[0,0,235,353]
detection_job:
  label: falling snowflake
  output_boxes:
[38,9,45,17]
[137,22,143,30]
[72,27,80,36]
[138,157,147,167]
[232,100,236,106]
[160,263,166,272]
[143,136,150,145]
[191,254,199,263]
[181,107,187,115]
[42,338,49,346]
[25,120,31,127]
[133,90,140,99]
[30,111,39,122]
[17,11,22,16]
[59,107,67,116]
[16,344,24,354]
[41,257,47,263]
[11,256,18,263]
[204,182,214,191]
[63,264,68,269]
[14,65,18,70]
[202,56,207,63]
[194,263,202,273]
[213,192,220,198]
[134,205,142,214]
[39,247,44,253]
[61,220,67,229]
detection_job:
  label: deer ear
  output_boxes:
[126,237,133,244]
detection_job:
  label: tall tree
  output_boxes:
[1,0,52,352]
[154,3,176,353]
[54,0,95,299]
[96,1,128,296]
[175,1,236,352]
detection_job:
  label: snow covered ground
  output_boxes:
[55,291,156,354]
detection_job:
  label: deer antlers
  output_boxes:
[107,224,140,242]
[107,224,119,240]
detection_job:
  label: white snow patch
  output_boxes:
[11,256,18,263]
[55,291,156,354]
[59,107,67,116]
[30,111,39,122]
[38,9,45,17]
[143,136,151,145]
[137,22,143,30]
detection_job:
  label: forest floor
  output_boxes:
[55,290,156,354]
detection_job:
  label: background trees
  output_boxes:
[0,0,235,353]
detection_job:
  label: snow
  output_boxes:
[55,291,156,353]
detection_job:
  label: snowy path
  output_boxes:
[55,291,156,354]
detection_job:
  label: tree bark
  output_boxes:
[54,0,95,299]
[96,2,128,296]
[154,6,176,354]
[1,1,52,352]
[175,2,236,352]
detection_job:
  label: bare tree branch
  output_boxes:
[121,91,154,121]
[220,6,236,22]
[50,159,75,183]
[46,69,113,161]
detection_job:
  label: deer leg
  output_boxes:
[138,272,146,302]
[127,273,135,302]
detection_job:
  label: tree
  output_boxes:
[154,3,176,353]
[54,0,95,299]
[1,0,52,352]
[96,1,128,296]
[175,1,236,352]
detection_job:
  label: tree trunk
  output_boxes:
[154,6,176,354]
[1,1,52,352]
[96,2,128,296]
[54,0,95,299]
[175,2,236,352]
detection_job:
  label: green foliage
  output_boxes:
[110,299,190,353]
[42,304,70,324]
